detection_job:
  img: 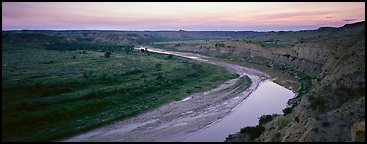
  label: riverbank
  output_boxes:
[2,43,237,142]
[181,80,294,142]
[63,47,268,142]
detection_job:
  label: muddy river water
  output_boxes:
[64,47,295,142]
[137,47,295,142]
[181,80,295,142]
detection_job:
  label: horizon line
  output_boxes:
[3,20,364,32]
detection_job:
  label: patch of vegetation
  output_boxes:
[104,51,111,58]
[295,116,299,123]
[321,121,330,127]
[273,131,282,141]
[278,117,289,129]
[297,77,313,97]
[308,95,327,112]
[253,41,287,48]
[240,125,265,140]
[215,43,225,47]
[282,107,293,116]
[45,40,124,52]
[334,86,360,105]
[258,114,278,125]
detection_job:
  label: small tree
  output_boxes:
[105,51,111,58]
[282,107,293,116]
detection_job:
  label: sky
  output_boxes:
[2,2,365,31]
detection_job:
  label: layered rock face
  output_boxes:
[266,29,365,142]
[174,21,365,142]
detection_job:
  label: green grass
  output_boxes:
[2,42,237,142]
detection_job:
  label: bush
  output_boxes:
[274,132,281,139]
[295,116,299,123]
[215,43,225,47]
[186,89,192,94]
[309,96,327,112]
[104,51,111,58]
[240,125,265,140]
[321,122,330,127]
[122,45,134,54]
[258,114,278,125]
[282,107,293,116]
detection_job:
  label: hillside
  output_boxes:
[2,30,264,46]
[150,21,365,142]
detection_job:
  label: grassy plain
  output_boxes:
[2,41,237,141]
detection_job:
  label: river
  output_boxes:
[181,80,295,142]
[138,46,295,142]
[64,46,295,142]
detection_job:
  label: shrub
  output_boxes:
[282,107,293,116]
[295,116,299,123]
[215,43,225,47]
[104,51,111,58]
[274,132,281,139]
[258,114,278,125]
[309,96,327,112]
[186,89,192,94]
[240,125,265,140]
[122,45,134,54]
[321,122,330,127]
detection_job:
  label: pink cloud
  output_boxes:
[2,2,365,31]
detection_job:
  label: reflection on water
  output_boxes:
[182,80,295,142]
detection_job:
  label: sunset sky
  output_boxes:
[2,2,365,31]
